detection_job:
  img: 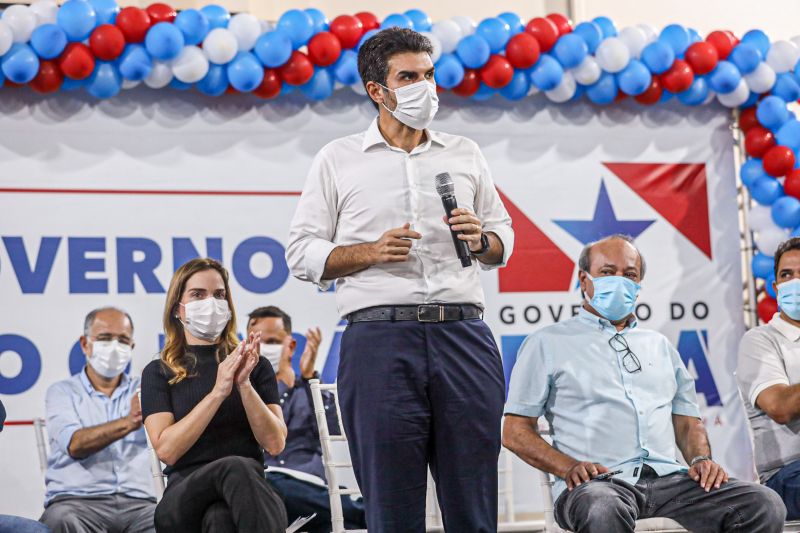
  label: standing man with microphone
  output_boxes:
[286,27,513,533]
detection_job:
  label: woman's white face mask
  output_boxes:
[380,79,439,131]
[180,297,231,341]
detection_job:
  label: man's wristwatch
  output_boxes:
[472,232,490,256]
[690,455,711,466]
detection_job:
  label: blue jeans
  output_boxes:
[0,515,49,533]
[766,458,800,519]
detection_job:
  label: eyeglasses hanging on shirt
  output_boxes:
[608,333,642,374]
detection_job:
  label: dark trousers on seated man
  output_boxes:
[766,459,800,520]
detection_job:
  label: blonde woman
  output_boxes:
[141,258,288,533]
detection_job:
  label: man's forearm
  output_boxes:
[321,243,375,280]
[674,415,712,462]
[68,418,137,459]
[474,231,504,266]
[503,417,578,478]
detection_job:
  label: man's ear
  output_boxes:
[80,335,90,357]
[366,80,384,107]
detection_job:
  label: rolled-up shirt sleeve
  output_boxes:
[45,382,83,457]
[473,145,514,270]
[737,328,789,409]
[504,335,550,418]
[668,342,701,418]
[286,146,339,290]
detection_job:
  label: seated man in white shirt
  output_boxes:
[40,307,155,533]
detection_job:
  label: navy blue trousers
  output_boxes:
[766,458,800,519]
[338,318,505,533]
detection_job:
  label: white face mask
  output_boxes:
[260,343,283,373]
[180,297,231,341]
[380,79,439,131]
[88,340,132,379]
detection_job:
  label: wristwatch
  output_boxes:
[690,455,711,466]
[472,232,490,256]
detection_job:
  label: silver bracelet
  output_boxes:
[690,455,711,466]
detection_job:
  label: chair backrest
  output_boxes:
[535,422,564,533]
[498,443,516,523]
[33,417,49,474]
[138,390,166,502]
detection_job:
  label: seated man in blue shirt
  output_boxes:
[503,234,785,533]
[247,306,366,533]
[40,307,156,533]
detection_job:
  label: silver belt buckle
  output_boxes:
[417,304,443,322]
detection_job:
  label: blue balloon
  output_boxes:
[792,225,800,238]
[145,22,185,61]
[197,63,228,96]
[741,29,771,58]
[1,44,39,84]
[61,76,88,91]
[472,83,497,101]
[300,68,334,101]
[404,9,432,32]
[278,9,315,48]
[87,61,121,99]
[553,33,588,69]
[741,158,768,186]
[677,77,709,106]
[381,13,413,30]
[200,5,230,30]
[758,95,791,130]
[0,67,4,88]
[280,83,295,96]
[434,54,465,89]
[254,31,292,68]
[169,78,192,90]
[476,18,511,54]
[529,54,563,91]
[573,22,602,54]
[174,9,210,46]
[358,29,380,51]
[89,0,119,25]
[742,90,760,108]
[498,12,524,35]
[777,120,800,151]
[773,196,800,228]
[118,44,152,81]
[456,34,491,69]
[332,49,359,85]
[617,58,651,96]
[773,73,800,103]
[767,273,777,298]
[570,83,586,102]
[227,52,264,92]
[752,252,775,279]
[305,8,329,33]
[57,0,98,41]
[591,16,617,38]
[688,28,702,44]
[586,71,618,105]
[641,41,675,74]
[30,24,67,60]
[750,176,784,206]
[729,44,762,75]
[708,61,741,94]
[659,89,674,103]
[499,69,530,100]
[659,24,690,57]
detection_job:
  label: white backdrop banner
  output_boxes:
[0,89,748,518]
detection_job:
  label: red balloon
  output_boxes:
[116,7,152,43]
[479,55,513,89]
[684,42,718,75]
[89,24,125,61]
[330,15,364,49]
[278,51,314,86]
[659,59,694,93]
[452,69,480,97]
[525,17,559,52]
[758,295,778,323]
[58,43,96,80]
[505,32,540,69]
[725,30,740,47]
[763,145,796,177]
[706,30,736,60]
[30,60,64,93]
[635,77,663,105]
[745,126,777,158]
[784,169,800,199]
[146,3,176,24]
[354,12,380,32]
[225,86,239,95]
[739,106,760,132]
[308,31,342,67]
[254,69,281,99]
[545,13,572,35]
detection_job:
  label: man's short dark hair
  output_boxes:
[774,237,800,280]
[357,27,433,109]
[248,306,292,334]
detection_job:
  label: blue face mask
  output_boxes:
[778,278,800,320]
[585,274,641,322]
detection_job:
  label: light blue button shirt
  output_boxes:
[44,368,154,505]
[504,308,701,501]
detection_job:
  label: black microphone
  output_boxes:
[435,172,472,268]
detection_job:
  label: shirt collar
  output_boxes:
[361,118,446,153]
[576,306,638,331]
[79,366,130,396]
[769,312,800,341]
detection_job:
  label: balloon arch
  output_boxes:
[0,2,795,322]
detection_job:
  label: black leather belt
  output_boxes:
[347,304,483,324]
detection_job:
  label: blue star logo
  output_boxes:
[554,180,655,245]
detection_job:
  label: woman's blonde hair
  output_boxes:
[161,258,239,384]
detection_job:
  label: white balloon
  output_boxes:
[2,5,36,43]
[749,204,775,232]
[260,20,276,33]
[718,79,750,107]
[122,79,141,90]
[171,45,210,83]
[572,56,601,85]
[767,40,800,73]
[618,26,647,59]
[144,61,173,89]
[30,0,58,25]
[351,82,366,95]
[595,37,630,73]
[703,90,717,105]
[755,226,789,256]
[0,21,12,57]
[228,13,261,51]
[528,85,540,96]
[203,28,239,65]
[450,16,476,37]
[421,31,442,63]
[545,71,577,103]
[744,62,777,94]
[637,24,659,44]
[431,20,462,55]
